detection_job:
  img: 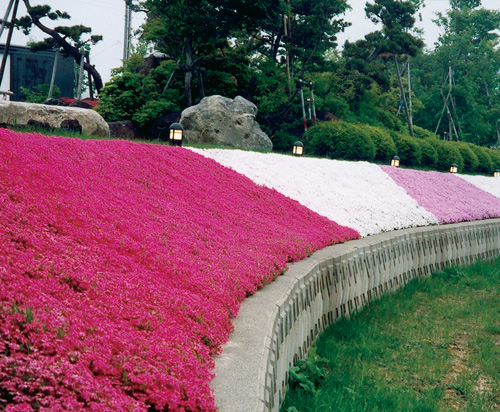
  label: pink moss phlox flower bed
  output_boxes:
[0,129,359,411]
[381,166,500,223]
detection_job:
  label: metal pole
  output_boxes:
[394,55,414,138]
[123,1,132,61]
[76,49,85,100]
[48,50,59,99]
[299,79,307,132]
[0,0,16,40]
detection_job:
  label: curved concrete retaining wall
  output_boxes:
[212,219,500,412]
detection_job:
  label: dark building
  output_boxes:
[0,43,75,101]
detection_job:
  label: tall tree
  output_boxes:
[413,0,500,145]
[141,0,283,107]
[343,0,424,136]
[13,1,104,93]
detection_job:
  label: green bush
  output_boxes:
[456,143,479,174]
[391,132,422,167]
[360,125,396,163]
[97,61,182,128]
[271,119,306,153]
[434,140,464,172]
[487,148,500,172]
[415,138,438,168]
[469,144,494,174]
[306,121,375,162]
[412,125,436,140]
[21,84,60,103]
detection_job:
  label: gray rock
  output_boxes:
[180,95,272,151]
[0,101,109,137]
[108,120,142,140]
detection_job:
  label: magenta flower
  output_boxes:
[0,129,358,411]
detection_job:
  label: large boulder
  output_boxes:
[0,101,109,137]
[180,95,272,151]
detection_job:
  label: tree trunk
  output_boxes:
[184,36,194,108]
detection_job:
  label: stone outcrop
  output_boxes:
[0,101,109,137]
[180,95,272,151]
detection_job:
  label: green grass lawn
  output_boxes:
[281,259,500,412]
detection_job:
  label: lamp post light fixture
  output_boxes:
[391,156,400,167]
[450,163,458,173]
[292,141,304,156]
[169,122,184,146]
[494,169,500,177]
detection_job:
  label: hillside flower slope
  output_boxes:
[0,129,359,411]
[190,149,438,236]
[382,166,500,223]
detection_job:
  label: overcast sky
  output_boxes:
[4,0,500,85]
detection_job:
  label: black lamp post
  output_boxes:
[494,169,500,177]
[391,156,400,167]
[292,141,304,156]
[169,123,184,146]
[450,163,458,173]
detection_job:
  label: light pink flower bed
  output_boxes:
[0,129,359,411]
[381,166,500,223]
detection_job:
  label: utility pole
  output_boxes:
[123,0,132,61]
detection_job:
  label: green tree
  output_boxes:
[141,0,283,107]
[343,0,424,137]
[413,0,500,146]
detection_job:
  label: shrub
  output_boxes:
[391,132,421,167]
[360,125,396,163]
[21,84,61,103]
[413,125,436,140]
[97,61,182,127]
[415,138,438,168]
[487,148,500,172]
[306,121,375,162]
[434,140,464,172]
[456,143,479,174]
[469,144,494,174]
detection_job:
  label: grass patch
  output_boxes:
[281,259,500,412]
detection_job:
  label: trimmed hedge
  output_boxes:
[306,121,375,161]
[456,143,479,174]
[360,125,396,163]
[469,144,494,174]
[299,120,500,176]
[434,140,464,172]
[415,138,438,168]
[391,132,421,166]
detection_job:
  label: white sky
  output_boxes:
[3,0,500,85]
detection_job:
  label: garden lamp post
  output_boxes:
[391,156,400,167]
[450,163,458,173]
[494,169,500,177]
[292,141,304,156]
[169,123,184,146]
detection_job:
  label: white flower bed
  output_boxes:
[190,149,438,236]
[457,174,500,199]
